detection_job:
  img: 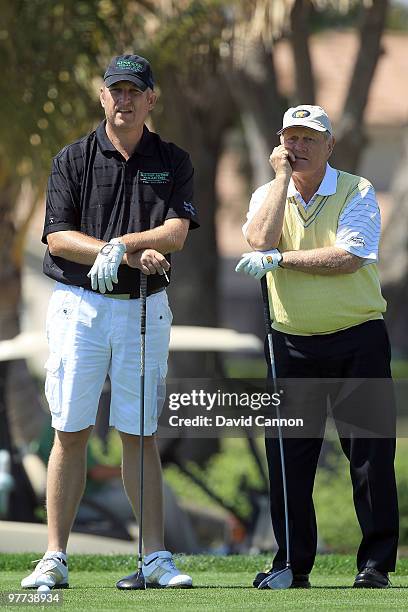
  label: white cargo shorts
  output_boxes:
[44,282,172,435]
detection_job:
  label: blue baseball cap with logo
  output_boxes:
[104,54,154,91]
[277,105,333,135]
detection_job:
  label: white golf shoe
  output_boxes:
[143,551,192,588]
[21,552,69,589]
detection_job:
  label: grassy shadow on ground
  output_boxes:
[1,555,407,611]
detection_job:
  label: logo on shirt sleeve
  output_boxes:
[347,235,365,247]
[183,201,196,215]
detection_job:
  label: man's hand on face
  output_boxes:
[126,249,170,277]
[269,145,296,179]
[235,250,282,280]
[87,239,126,293]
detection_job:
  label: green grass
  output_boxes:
[224,356,408,380]
[1,555,408,611]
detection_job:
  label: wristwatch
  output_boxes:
[276,250,283,267]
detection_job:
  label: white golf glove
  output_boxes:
[235,249,282,279]
[87,239,127,293]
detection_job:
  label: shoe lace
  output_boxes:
[163,557,177,571]
[31,556,65,573]
[31,558,56,572]
[162,553,184,572]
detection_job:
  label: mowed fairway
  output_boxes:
[1,554,407,611]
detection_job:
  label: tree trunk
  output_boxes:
[152,69,234,377]
[290,0,315,105]
[152,67,233,462]
[0,180,21,342]
[223,37,286,188]
[331,0,389,172]
[0,178,47,428]
[379,127,408,354]
[0,179,45,520]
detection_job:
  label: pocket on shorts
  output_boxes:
[149,292,173,326]
[49,291,77,321]
[44,352,63,416]
[46,290,78,342]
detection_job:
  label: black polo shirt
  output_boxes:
[42,121,199,296]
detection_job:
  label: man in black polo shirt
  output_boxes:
[21,54,199,590]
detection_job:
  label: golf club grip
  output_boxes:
[261,277,272,335]
[140,273,148,334]
[260,277,277,384]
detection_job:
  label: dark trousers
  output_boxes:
[265,319,399,574]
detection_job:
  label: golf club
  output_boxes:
[116,273,148,590]
[258,275,293,590]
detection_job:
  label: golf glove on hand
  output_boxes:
[87,239,126,293]
[235,249,282,280]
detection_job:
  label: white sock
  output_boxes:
[45,551,67,562]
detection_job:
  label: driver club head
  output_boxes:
[258,567,293,590]
[116,570,146,590]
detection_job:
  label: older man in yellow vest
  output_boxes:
[236,105,399,589]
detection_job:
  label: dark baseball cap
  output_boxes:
[104,54,154,91]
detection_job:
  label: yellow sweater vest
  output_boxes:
[267,170,386,335]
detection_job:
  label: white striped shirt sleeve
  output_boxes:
[335,184,381,262]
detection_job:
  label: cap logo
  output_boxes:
[116,59,144,73]
[292,109,310,118]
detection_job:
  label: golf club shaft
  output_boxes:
[138,273,148,570]
[261,276,291,568]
